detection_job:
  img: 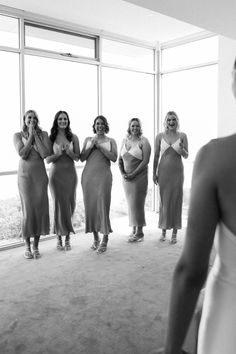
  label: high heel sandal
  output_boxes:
[170,235,177,244]
[91,238,100,250]
[65,240,71,251]
[24,249,33,259]
[159,230,166,242]
[128,232,144,243]
[96,241,107,254]
[57,236,64,251]
[32,249,41,259]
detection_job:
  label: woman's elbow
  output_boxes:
[175,261,208,289]
[111,156,117,163]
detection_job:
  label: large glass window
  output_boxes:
[161,36,218,209]
[0,51,20,172]
[102,39,154,71]
[25,23,97,59]
[25,55,98,143]
[102,67,155,212]
[0,14,19,48]
[162,36,218,71]
[161,64,218,191]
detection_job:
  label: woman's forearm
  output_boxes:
[164,264,207,353]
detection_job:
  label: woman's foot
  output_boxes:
[97,235,108,254]
[170,230,177,244]
[128,232,144,242]
[57,236,64,251]
[170,236,177,244]
[96,241,107,254]
[159,229,166,242]
[91,238,100,250]
[65,235,71,251]
[24,249,33,259]
[32,249,41,259]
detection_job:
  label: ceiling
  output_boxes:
[0,0,235,45]
[0,0,205,45]
[125,0,236,42]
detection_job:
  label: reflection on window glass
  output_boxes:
[0,14,19,48]
[25,55,98,143]
[25,23,97,58]
[102,39,154,71]
[161,64,218,189]
[162,36,218,71]
[0,51,20,172]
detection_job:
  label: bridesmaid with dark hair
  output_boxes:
[46,111,80,251]
[13,109,50,259]
[81,115,117,254]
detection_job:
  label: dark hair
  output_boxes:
[127,118,143,137]
[164,111,180,132]
[22,109,42,137]
[49,111,73,143]
[234,58,236,70]
[92,115,109,134]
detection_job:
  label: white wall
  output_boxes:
[218,36,236,137]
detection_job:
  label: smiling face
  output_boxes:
[24,111,38,128]
[94,117,106,135]
[167,115,177,129]
[57,112,69,129]
[164,112,179,132]
[129,119,141,137]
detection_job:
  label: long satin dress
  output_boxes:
[49,141,77,236]
[120,138,148,227]
[16,132,49,239]
[197,222,236,354]
[157,137,184,229]
[81,139,113,235]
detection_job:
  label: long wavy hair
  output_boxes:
[22,109,42,138]
[49,111,73,143]
[164,111,180,132]
[127,117,143,138]
[92,115,109,134]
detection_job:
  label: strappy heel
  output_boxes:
[32,249,41,259]
[65,240,71,251]
[65,235,71,251]
[24,249,33,259]
[91,238,100,250]
[170,230,177,244]
[96,241,107,254]
[57,236,64,251]
[128,232,144,243]
[170,236,177,244]
[159,229,166,242]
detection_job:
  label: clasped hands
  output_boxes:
[123,172,135,180]
[59,143,70,154]
[90,137,101,150]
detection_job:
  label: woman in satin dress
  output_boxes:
[160,58,236,354]
[13,110,50,259]
[81,115,117,254]
[153,111,188,244]
[119,118,151,242]
[46,111,80,251]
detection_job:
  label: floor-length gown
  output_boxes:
[17,133,49,238]
[81,139,112,235]
[197,222,236,354]
[157,137,184,229]
[49,142,77,236]
[120,138,148,227]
